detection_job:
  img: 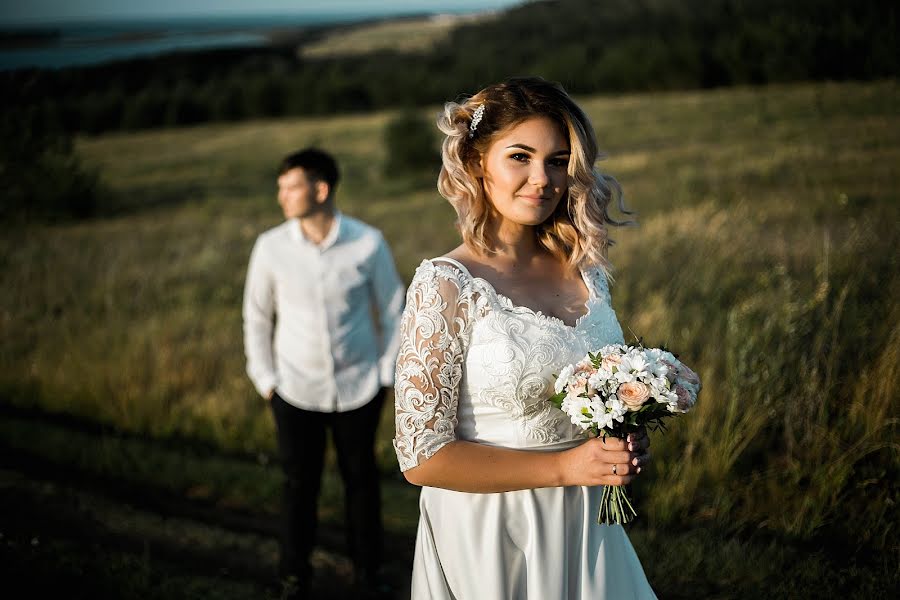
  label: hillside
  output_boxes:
[1,80,897,598]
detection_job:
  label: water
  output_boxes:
[0,10,485,71]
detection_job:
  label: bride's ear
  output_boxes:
[470,155,485,178]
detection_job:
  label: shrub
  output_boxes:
[0,107,104,221]
[382,109,439,178]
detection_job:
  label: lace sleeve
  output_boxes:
[585,265,626,345]
[393,260,474,472]
[586,264,614,305]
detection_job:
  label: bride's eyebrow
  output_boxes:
[505,143,570,156]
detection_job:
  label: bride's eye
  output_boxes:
[509,153,530,163]
[549,157,569,168]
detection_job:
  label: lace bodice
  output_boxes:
[393,257,625,471]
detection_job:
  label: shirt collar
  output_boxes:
[290,211,343,251]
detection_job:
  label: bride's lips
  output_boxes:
[518,194,552,205]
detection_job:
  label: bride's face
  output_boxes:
[476,116,570,228]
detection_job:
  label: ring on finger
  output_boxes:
[612,463,618,475]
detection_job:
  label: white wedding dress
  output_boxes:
[393,257,657,600]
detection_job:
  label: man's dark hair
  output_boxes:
[279,148,340,190]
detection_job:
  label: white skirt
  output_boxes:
[410,485,658,599]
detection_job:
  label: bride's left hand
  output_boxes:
[626,428,651,471]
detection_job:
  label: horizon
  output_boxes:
[0,0,525,27]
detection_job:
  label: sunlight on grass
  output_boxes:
[299,14,491,58]
[2,81,898,592]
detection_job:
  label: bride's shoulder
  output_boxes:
[411,251,473,291]
[419,245,479,281]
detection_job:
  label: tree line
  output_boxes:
[2,0,895,135]
[1,0,896,220]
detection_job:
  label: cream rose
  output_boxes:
[601,354,623,372]
[618,381,651,410]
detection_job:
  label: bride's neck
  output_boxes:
[483,221,544,266]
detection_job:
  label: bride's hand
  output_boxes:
[558,429,651,487]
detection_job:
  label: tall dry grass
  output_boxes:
[1,82,897,568]
[617,203,899,552]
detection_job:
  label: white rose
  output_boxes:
[555,364,575,394]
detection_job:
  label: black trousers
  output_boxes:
[270,389,385,584]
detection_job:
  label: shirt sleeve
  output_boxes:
[393,260,473,472]
[369,233,406,387]
[242,236,279,398]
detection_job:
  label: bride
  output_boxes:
[393,77,657,599]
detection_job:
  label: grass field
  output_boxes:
[1,80,898,598]
[299,13,491,59]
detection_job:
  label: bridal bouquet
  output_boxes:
[549,343,701,525]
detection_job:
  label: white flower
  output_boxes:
[605,396,627,420]
[650,376,670,394]
[614,369,634,384]
[590,395,626,430]
[620,353,650,379]
[644,347,663,362]
[588,370,610,391]
[599,344,625,356]
[660,350,678,363]
[649,359,670,378]
[594,412,613,429]
[555,364,575,394]
[659,389,679,411]
[588,394,606,414]
[561,393,593,429]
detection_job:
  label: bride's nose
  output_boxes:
[528,163,549,187]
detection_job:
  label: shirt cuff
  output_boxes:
[378,365,394,388]
[253,373,279,399]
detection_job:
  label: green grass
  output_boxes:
[298,13,492,59]
[1,80,898,594]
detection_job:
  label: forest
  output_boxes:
[3,0,896,134]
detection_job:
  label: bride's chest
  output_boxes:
[461,298,623,391]
[464,308,587,385]
[455,292,624,443]
[483,276,590,326]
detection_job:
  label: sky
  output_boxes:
[1,0,525,25]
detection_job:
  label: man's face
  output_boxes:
[277,167,319,219]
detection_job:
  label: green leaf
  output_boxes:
[548,390,566,409]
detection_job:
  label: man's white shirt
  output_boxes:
[243,212,404,412]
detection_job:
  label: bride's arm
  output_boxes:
[403,432,649,492]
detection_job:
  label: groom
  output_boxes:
[242,148,404,598]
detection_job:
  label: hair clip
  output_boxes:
[468,104,485,138]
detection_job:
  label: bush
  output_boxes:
[382,109,440,178]
[0,108,104,221]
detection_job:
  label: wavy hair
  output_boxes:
[437,76,632,272]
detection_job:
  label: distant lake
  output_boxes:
[0,11,465,70]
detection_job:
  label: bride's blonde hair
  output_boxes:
[437,76,631,272]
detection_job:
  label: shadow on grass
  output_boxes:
[0,403,415,599]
